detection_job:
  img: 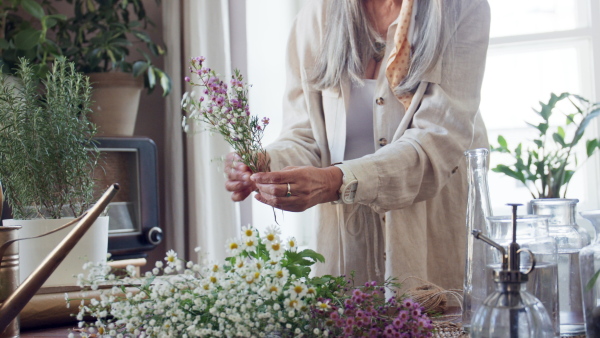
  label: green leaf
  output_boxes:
[298,249,325,263]
[13,29,42,50]
[586,269,600,291]
[492,164,526,183]
[498,135,508,149]
[587,139,599,157]
[21,0,45,19]
[533,139,543,148]
[553,133,566,147]
[146,66,156,88]
[132,60,149,77]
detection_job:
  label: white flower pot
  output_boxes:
[2,216,109,287]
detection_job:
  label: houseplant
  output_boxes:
[0,0,66,77]
[52,0,171,136]
[0,57,108,286]
[491,92,600,199]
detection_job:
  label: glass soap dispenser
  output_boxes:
[470,204,554,338]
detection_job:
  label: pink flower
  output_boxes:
[184,76,190,82]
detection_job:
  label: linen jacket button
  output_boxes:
[375,97,384,105]
[379,137,388,147]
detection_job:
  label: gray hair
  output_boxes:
[310,0,459,95]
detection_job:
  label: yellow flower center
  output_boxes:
[246,240,255,247]
[245,229,253,237]
[210,276,217,283]
[276,270,284,278]
[212,265,219,272]
[168,256,176,263]
[203,284,210,290]
[266,234,275,241]
[294,286,304,294]
[271,243,280,251]
[307,288,315,295]
[269,286,279,293]
[229,242,238,250]
[289,240,296,247]
[256,262,263,269]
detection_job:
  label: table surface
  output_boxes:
[21,325,76,337]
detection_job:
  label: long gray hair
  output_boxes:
[310,0,459,95]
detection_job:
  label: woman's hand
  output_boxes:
[251,166,343,212]
[224,153,256,201]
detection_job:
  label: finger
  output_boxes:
[225,179,252,192]
[281,166,299,171]
[255,183,292,197]
[232,188,253,202]
[227,164,252,181]
[251,171,297,184]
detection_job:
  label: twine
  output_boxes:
[401,276,463,316]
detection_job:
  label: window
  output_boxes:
[482,0,600,217]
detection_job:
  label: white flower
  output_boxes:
[225,238,242,255]
[262,225,281,243]
[287,281,307,299]
[286,237,298,252]
[267,241,284,258]
[241,225,257,239]
[243,237,257,251]
[165,250,178,266]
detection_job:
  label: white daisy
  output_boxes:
[262,225,281,243]
[165,250,178,267]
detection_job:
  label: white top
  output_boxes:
[344,79,376,160]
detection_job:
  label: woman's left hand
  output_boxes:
[251,166,343,212]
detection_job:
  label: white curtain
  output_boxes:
[182,0,240,262]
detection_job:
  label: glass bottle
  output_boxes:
[462,148,493,332]
[578,210,600,337]
[530,198,590,336]
[471,204,554,338]
[486,215,559,336]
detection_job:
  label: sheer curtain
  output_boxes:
[161,0,307,263]
[163,0,239,262]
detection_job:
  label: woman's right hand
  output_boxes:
[224,152,256,201]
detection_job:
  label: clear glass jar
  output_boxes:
[531,198,590,336]
[486,215,559,336]
[471,282,555,338]
[462,149,493,331]
[578,210,600,337]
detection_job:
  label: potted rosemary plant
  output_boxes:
[53,0,172,136]
[0,58,108,287]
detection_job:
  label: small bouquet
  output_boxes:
[181,56,269,173]
[70,226,434,337]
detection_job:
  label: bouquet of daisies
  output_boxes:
[71,225,434,337]
[181,56,269,173]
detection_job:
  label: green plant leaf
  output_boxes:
[146,65,156,88]
[587,139,599,157]
[498,135,508,149]
[132,60,149,77]
[492,164,526,183]
[21,0,45,19]
[586,269,600,291]
[298,249,325,263]
[552,133,566,147]
[13,29,42,50]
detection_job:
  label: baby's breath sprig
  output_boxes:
[181,56,269,173]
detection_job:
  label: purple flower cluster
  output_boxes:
[313,281,433,337]
[181,56,269,173]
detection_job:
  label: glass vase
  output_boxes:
[462,148,493,332]
[486,215,559,336]
[531,198,590,336]
[579,210,600,337]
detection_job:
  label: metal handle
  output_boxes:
[517,248,536,275]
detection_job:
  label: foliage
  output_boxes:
[0,0,67,77]
[491,92,600,199]
[0,58,99,219]
[182,56,270,173]
[54,0,171,96]
[71,226,434,337]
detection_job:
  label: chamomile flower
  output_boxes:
[243,237,257,251]
[287,281,308,299]
[262,225,281,243]
[267,240,284,257]
[241,225,256,239]
[165,250,178,266]
[225,238,242,255]
[286,237,298,252]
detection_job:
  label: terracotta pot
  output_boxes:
[3,217,109,287]
[87,72,143,136]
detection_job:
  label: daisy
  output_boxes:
[240,225,256,239]
[287,281,308,299]
[165,250,178,267]
[262,225,281,243]
[225,238,242,255]
[286,237,298,252]
[267,240,284,257]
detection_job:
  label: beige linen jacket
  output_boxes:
[266,0,491,291]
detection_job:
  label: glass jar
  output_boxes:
[531,198,590,336]
[462,149,493,331]
[578,210,600,337]
[486,215,559,336]
[471,282,555,338]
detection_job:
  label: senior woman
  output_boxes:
[226,0,490,291]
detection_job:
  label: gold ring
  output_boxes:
[286,183,291,197]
